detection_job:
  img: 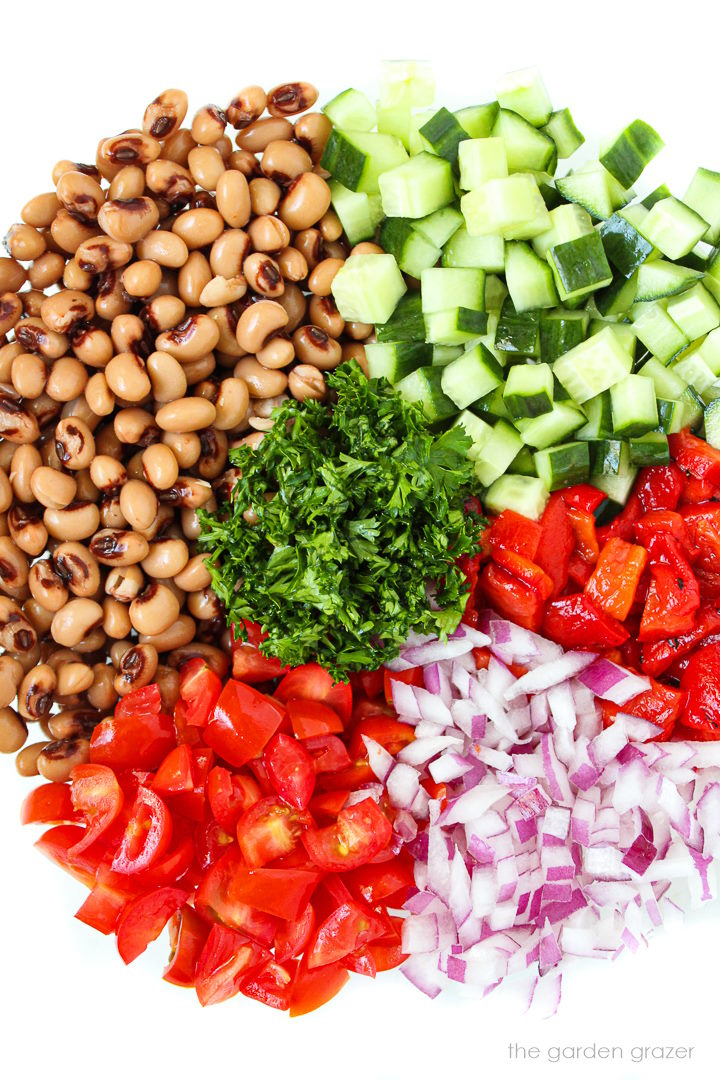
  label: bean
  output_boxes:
[235,117,293,153]
[174,553,211,593]
[243,252,284,298]
[293,324,343,369]
[146,351,188,404]
[109,165,146,201]
[267,82,318,117]
[11,352,47,400]
[276,246,308,283]
[87,456,125,495]
[100,494,126,530]
[145,159,194,206]
[86,666,117,712]
[37,737,91,782]
[214,377,250,430]
[276,282,308,331]
[342,340,368,373]
[63,257,93,291]
[16,741,49,777]
[247,214,290,253]
[28,559,68,612]
[279,173,332,232]
[56,662,94,696]
[6,222,47,261]
[236,300,288,353]
[90,529,150,566]
[249,178,281,217]
[187,145,224,192]
[141,538,189,579]
[155,665,180,711]
[74,626,107,654]
[191,105,226,145]
[22,290,46,318]
[199,274,247,307]
[256,336,294,370]
[104,352,151,402]
[172,207,225,249]
[163,430,201,468]
[233,356,288,398]
[141,443,179,490]
[76,236,134,274]
[197,427,228,479]
[159,476,212,509]
[227,148,261,177]
[51,210,101,255]
[15,317,69,361]
[155,396,216,432]
[293,227,323,270]
[118,479,158,532]
[53,541,101,596]
[8,505,48,556]
[100,133,161,168]
[30,466,77,510]
[72,326,114,369]
[114,407,159,446]
[0,394,38,446]
[18,664,56,721]
[10,445,42,503]
[85,372,115,417]
[122,259,162,298]
[114,643,158,695]
[129,583,180,635]
[53,417,95,471]
[142,294,187,333]
[0,258,27,293]
[139,614,196,652]
[178,251,213,306]
[102,596,132,639]
[22,192,62,228]
[29,251,66,290]
[143,89,188,139]
[0,708,27,754]
[308,256,344,297]
[227,86,266,129]
[0,469,10,513]
[51,598,103,647]
[0,535,29,590]
[215,170,252,229]
[209,229,250,277]
[319,208,343,242]
[0,291,22,336]
[156,313,220,361]
[105,564,144,602]
[98,197,160,245]
[0,655,23,709]
[135,229,189,269]
[44,358,88,404]
[56,171,105,219]
[307,295,344,339]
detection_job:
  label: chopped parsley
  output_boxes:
[199,362,484,679]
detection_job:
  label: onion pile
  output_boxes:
[370,615,720,1012]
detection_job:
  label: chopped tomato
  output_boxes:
[635,464,684,512]
[274,903,316,963]
[348,716,415,759]
[263,732,315,810]
[670,429,720,486]
[90,699,176,772]
[639,533,700,642]
[488,509,542,559]
[585,537,648,621]
[204,680,286,768]
[342,946,377,977]
[163,904,210,987]
[383,666,423,706]
[369,940,407,972]
[194,812,236,871]
[195,923,269,1006]
[237,797,313,868]
[152,744,194,796]
[207,766,261,831]
[289,956,349,1017]
[543,594,629,650]
[561,483,606,514]
[275,664,352,726]
[302,799,392,872]
[287,698,343,738]
[307,900,387,968]
[68,764,124,856]
[480,562,545,631]
[34,824,101,887]
[219,866,320,921]
[309,790,349,823]
[137,832,196,888]
[303,734,352,774]
[20,782,79,826]
[344,855,415,906]
[353,669,384,700]
[535,493,574,597]
[681,641,720,738]
[241,959,294,1010]
[75,878,133,936]
[194,847,278,945]
[112,786,173,875]
[179,658,222,727]
[473,646,491,670]
[116,886,190,964]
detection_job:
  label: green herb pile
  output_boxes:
[199,362,484,679]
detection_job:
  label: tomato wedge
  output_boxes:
[241,959,294,1010]
[263,732,315,810]
[163,904,210,987]
[116,886,190,964]
[68,764,124,856]
[195,924,269,1006]
[194,846,278,945]
[236,797,313,867]
[302,734,352,774]
[207,766,262,831]
[302,799,392,872]
[34,825,101,887]
[152,744,194,796]
[287,698,343,738]
[289,956,349,1017]
[75,879,134,936]
[20,782,79,826]
[307,900,387,968]
[112,786,173,875]
[220,867,320,922]
[179,658,222,727]
[204,680,286,767]
[90,695,175,772]
[276,664,352,725]
[274,903,315,963]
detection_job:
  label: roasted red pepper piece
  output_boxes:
[543,594,629,650]
[602,678,686,741]
[597,492,643,546]
[479,562,546,631]
[567,551,594,588]
[488,509,542,559]
[641,603,720,676]
[681,502,720,571]
[680,641,720,739]
[679,476,716,504]
[561,483,606,514]
[490,546,554,601]
[670,430,720,486]
[534,493,574,597]
[585,537,648,621]
[457,551,483,627]
[567,506,600,565]
[639,533,701,642]
[635,464,684,512]
[633,510,697,557]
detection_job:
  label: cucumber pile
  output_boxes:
[323,63,720,520]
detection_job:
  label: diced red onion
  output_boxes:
[579,658,651,705]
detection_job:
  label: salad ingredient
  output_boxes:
[199,363,484,679]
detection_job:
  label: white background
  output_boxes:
[2,1,720,1077]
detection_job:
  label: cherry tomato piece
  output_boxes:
[289,956,349,1017]
[274,903,316,963]
[112,786,173,875]
[163,904,210,987]
[275,664,352,725]
[195,923,269,1006]
[287,698,343,738]
[20,782,79,826]
[207,766,262,831]
[236,797,313,868]
[241,959,294,1010]
[194,847,278,945]
[179,658,222,727]
[68,764,124,856]
[302,799,392,872]
[263,732,315,810]
[204,680,286,767]
[116,886,190,964]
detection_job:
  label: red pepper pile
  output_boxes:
[21,626,417,1016]
[464,430,720,742]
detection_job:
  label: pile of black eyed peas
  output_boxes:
[0,82,376,781]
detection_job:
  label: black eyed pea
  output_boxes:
[0,258,27,293]
[0,655,24,709]
[161,127,196,166]
[226,86,266,130]
[113,407,160,446]
[188,146,226,192]
[10,444,43,503]
[119,479,158,532]
[168,642,229,679]
[62,256,94,291]
[0,595,38,653]
[114,643,159,695]
[44,501,100,542]
[319,209,343,242]
[129,583,181,636]
[10,353,47,400]
[16,741,50,776]
[261,139,314,186]
[267,82,318,118]
[51,598,104,648]
[308,257,345,298]
[235,117,293,154]
[143,89,188,140]
[109,165,146,201]
[308,295,345,339]
[214,377,250,430]
[155,396,217,432]
[0,468,11,513]
[105,564,144,603]
[52,541,101,597]
[233,356,288,399]
[293,324,343,370]
[89,455,127,493]
[236,299,288,354]
[18,664,56,721]
[51,210,102,256]
[54,417,95,470]
[85,372,116,417]
[56,170,105,219]
[89,529,150,567]
[100,132,162,169]
[105,352,152,402]
[45,357,90,402]
[28,559,69,612]
[5,222,47,261]
[15,317,69,361]
[191,105,227,146]
[0,536,29,590]
[146,351,188,404]
[8,504,48,557]
[75,235,134,274]
[293,227,324,272]
[100,494,127,530]
[174,553,212,593]
[56,662,94,697]
[145,158,195,204]
[209,229,250,277]
[142,294,187,333]
[37,736,91,782]
[172,207,225,250]
[247,215,290,254]
[72,326,114,369]
[162,431,202,469]
[243,252,284,298]
[215,170,252,229]
[73,627,107,654]
[155,665,181,711]
[122,259,163,298]
[141,537,189,578]
[22,191,62,228]
[29,251,67,290]
[142,443,179,490]
[87,665,118,712]
[156,314,220,362]
[197,427,228,479]
[0,292,24,337]
[178,251,213,307]
[139,613,196,652]
[279,173,332,232]
[135,229,189,269]
[199,275,247,308]
[342,340,369,374]
[102,597,132,639]
[276,246,308,283]
[29,466,77,510]
[227,149,261,177]
[256,336,295,370]
[159,476,213,509]
[0,707,27,754]
[249,178,282,217]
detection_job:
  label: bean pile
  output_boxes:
[0,81,375,781]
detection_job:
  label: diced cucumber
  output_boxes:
[331,253,406,323]
[471,384,511,421]
[461,174,551,240]
[656,398,684,433]
[589,320,636,358]
[553,325,633,402]
[643,184,672,210]
[321,129,409,193]
[671,349,716,394]
[379,152,455,218]
[532,203,594,260]
[594,272,638,317]
[454,409,493,455]
[395,365,457,422]
[495,296,540,354]
[666,283,720,340]
[375,292,425,343]
[496,67,553,128]
[599,119,664,188]
[539,311,587,363]
[329,180,384,245]
[442,227,505,272]
[555,168,615,221]
[641,196,709,260]
[598,212,654,278]
[484,275,508,312]
[630,299,689,362]
[516,402,586,449]
[323,88,376,132]
[379,218,441,277]
[432,345,463,366]
[589,438,623,475]
[376,104,412,147]
[534,441,590,491]
[484,474,550,520]
[591,441,637,503]
[421,267,485,313]
[628,432,670,466]
[413,206,463,247]
[508,445,538,476]
[638,355,688,399]
[425,307,489,345]
[472,420,523,486]
[419,108,469,170]
[548,232,613,301]
[455,103,500,139]
[505,241,558,311]
[440,342,503,408]
[678,385,705,429]
[379,61,435,110]
[684,168,720,245]
[704,399,720,448]
[365,340,433,384]
[634,259,704,302]
[503,362,554,418]
[576,391,614,440]
[610,373,658,436]
[458,138,508,190]
[542,108,585,158]
[695,326,720,375]
[492,110,556,173]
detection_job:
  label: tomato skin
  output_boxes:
[308,790,349,823]
[34,825,102,887]
[355,669,384,700]
[220,867,321,922]
[241,959,294,1010]
[194,811,237,872]
[302,799,392,872]
[68,764,124,856]
[383,666,423,706]
[670,430,720,486]
[195,847,278,945]
[348,716,415,760]
[289,956,349,1017]
[342,946,377,977]
[179,658,222,728]
[274,903,315,963]
[681,641,720,738]
[204,680,286,768]
[307,899,387,969]
[90,704,176,772]
[287,698,343,738]
[75,879,133,936]
[236,797,312,868]
[207,767,261,832]
[152,744,194,796]
[195,923,269,1006]
[262,732,315,811]
[163,904,210,987]
[276,664,352,726]
[302,734,352,775]
[116,886,190,964]
[20,782,79,826]
[344,856,415,906]
[112,786,173,875]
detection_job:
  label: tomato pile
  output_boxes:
[21,627,416,1016]
[462,430,720,741]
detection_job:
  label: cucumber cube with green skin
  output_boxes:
[576,391,614,441]
[704,399,720,448]
[379,218,442,278]
[655,398,683,434]
[532,203,594,260]
[455,102,499,139]
[598,213,654,278]
[472,420,524,486]
[684,168,720,244]
[539,312,588,363]
[395,366,457,423]
[458,138,508,190]
[641,197,709,260]
[375,293,425,343]
[495,296,540,355]
[495,67,553,127]
[637,356,688,401]
[696,326,720,376]
[461,175,551,240]
[413,206,464,247]
[505,241,558,311]
[421,267,486,313]
[534,442,590,491]
[442,227,505,272]
[432,345,463,367]
[484,474,550,520]
[553,326,633,403]
[643,184,672,209]
[548,232,613,301]
[628,432,670,466]
[634,260,704,302]
[419,108,469,170]
[454,409,493,455]
[666,284,720,340]
[503,362,554,418]
[542,108,585,158]
[379,152,455,218]
[331,253,406,323]
[509,446,538,476]
[321,129,409,193]
[365,341,433,384]
[323,88,376,132]
[440,343,504,408]
[329,181,384,245]
[592,441,638,503]
[492,110,556,174]
[610,373,658,436]
[424,308,489,345]
[516,402,586,449]
[630,299,689,362]
[599,119,664,188]
[555,170,615,221]
[471,384,511,421]
[594,272,638,318]
[590,438,623,475]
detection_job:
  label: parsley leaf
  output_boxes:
[198,362,485,680]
